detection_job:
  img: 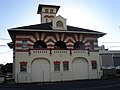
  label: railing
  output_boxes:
[32,50,48,53]
[29,49,89,56]
[72,49,87,53]
[52,50,68,53]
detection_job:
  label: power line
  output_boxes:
[0,50,13,55]
[105,46,120,49]
[0,45,8,47]
[99,42,120,43]
[0,38,10,40]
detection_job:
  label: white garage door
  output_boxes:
[32,58,50,82]
[73,58,89,80]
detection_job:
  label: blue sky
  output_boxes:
[0,0,120,64]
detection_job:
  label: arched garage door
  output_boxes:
[31,58,50,82]
[72,58,89,80]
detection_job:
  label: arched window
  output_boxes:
[74,41,85,49]
[56,21,63,27]
[54,41,67,49]
[33,40,47,48]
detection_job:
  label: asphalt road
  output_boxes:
[1,78,120,90]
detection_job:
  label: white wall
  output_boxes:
[14,49,101,83]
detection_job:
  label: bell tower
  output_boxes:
[37,4,60,24]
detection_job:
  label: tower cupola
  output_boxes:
[37,4,60,23]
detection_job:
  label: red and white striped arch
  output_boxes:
[15,32,98,50]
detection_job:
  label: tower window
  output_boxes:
[45,9,49,13]
[50,9,54,13]
[56,21,63,27]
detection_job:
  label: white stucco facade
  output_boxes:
[14,49,101,83]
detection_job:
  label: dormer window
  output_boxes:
[52,15,67,30]
[45,9,49,13]
[56,21,63,27]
